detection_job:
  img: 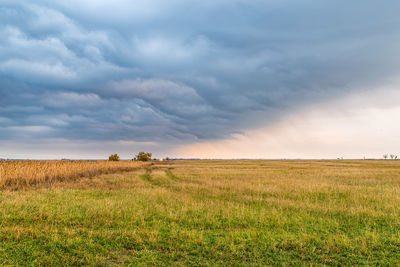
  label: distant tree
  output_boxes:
[383,154,388,160]
[396,156,398,160]
[165,157,170,161]
[109,154,120,161]
[135,152,152,161]
[390,154,395,160]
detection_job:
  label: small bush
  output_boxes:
[109,154,120,161]
[135,152,152,161]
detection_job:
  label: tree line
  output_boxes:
[109,152,170,162]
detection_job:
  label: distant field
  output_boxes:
[0,160,400,265]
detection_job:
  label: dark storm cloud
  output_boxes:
[1,0,400,143]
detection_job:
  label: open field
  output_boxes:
[0,160,400,265]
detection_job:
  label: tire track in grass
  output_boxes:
[139,167,174,187]
[139,173,154,184]
[138,166,181,189]
[165,168,180,180]
[139,167,163,186]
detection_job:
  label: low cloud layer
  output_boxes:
[1,1,400,157]
[174,87,400,159]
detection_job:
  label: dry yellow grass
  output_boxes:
[0,160,149,189]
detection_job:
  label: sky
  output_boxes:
[1,0,400,159]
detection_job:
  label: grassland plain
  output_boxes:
[0,160,400,265]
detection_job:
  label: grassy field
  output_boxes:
[0,160,400,265]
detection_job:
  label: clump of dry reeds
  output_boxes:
[0,160,148,189]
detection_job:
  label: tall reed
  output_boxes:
[0,160,148,189]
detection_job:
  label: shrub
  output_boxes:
[135,152,152,161]
[109,154,120,161]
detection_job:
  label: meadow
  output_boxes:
[0,160,400,265]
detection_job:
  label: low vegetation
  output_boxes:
[134,151,152,161]
[108,154,120,161]
[0,160,400,265]
[0,160,147,190]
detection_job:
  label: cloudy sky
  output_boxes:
[1,1,400,159]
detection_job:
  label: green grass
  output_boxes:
[1,160,400,265]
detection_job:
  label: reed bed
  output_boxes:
[0,160,148,189]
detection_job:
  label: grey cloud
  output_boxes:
[1,0,400,147]
[108,79,213,118]
[41,92,103,108]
